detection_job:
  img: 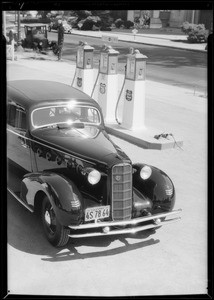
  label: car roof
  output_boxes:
[7,80,99,110]
[24,24,47,27]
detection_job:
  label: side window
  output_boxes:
[7,102,26,130]
[7,104,16,127]
[16,109,26,130]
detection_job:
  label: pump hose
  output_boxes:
[71,55,78,86]
[71,67,77,86]
[91,59,100,98]
[91,69,100,98]
[115,71,126,125]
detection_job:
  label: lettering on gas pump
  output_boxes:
[86,58,91,68]
[100,83,106,94]
[125,89,133,101]
[77,77,82,87]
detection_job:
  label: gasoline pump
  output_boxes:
[120,49,148,130]
[92,45,119,123]
[72,41,94,96]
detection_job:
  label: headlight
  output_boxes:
[39,42,43,46]
[88,169,101,185]
[140,166,152,180]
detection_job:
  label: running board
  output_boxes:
[7,187,34,213]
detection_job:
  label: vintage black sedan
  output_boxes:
[7,80,181,247]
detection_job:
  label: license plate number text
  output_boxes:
[85,206,110,222]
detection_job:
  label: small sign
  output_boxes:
[49,108,56,117]
[125,89,133,101]
[132,29,138,35]
[102,35,118,43]
[110,63,116,74]
[100,83,106,94]
[100,53,108,73]
[137,68,143,79]
[130,60,135,73]
[102,54,108,68]
[86,58,91,69]
[77,77,82,87]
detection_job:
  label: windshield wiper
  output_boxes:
[57,122,85,129]
[36,124,57,130]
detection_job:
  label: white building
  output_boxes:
[127,10,213,30]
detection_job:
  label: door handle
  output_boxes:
[20,137,30,148]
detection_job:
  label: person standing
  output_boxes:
[57,20,64,61]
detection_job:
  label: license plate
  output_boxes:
[85,205,110,222]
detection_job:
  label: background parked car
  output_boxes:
[48,18,72,33]
[21,24,57,52]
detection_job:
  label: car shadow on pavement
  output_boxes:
[41,237,159,262]
[7,194,160,262]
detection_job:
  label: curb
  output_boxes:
[70,31,207,53]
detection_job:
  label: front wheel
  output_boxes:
[41,196,70,247]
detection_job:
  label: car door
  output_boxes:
[7,100,32,172]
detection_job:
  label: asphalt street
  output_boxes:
[6,58,207,296]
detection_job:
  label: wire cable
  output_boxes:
[115,65,127,125]
[71,64,77,87]
[154,133,183,151]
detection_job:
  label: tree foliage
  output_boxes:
[181,22,208,43]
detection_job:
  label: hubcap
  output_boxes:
[44,205,56,235]
[45,211,51,225]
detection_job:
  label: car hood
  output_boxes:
[31,126,130,166]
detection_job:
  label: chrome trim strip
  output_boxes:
[68,217,181,238]
[7,127,96,165]
[69,209,182,230]
[7,187,34,213]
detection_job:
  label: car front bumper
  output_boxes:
[68,209,182,238]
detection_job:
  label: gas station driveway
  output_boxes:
[6,57,207,296]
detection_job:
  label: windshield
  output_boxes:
[31,103,101,129]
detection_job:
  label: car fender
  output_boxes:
[21,172,83,225]
[132,163,175,213]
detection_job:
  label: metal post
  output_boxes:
[16,10,23,51]
[17,11,21,45]
[3,11,6,37]
[191,10,195,24]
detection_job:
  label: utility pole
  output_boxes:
[16,10,23,51]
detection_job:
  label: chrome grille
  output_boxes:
[112,163,132,221]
